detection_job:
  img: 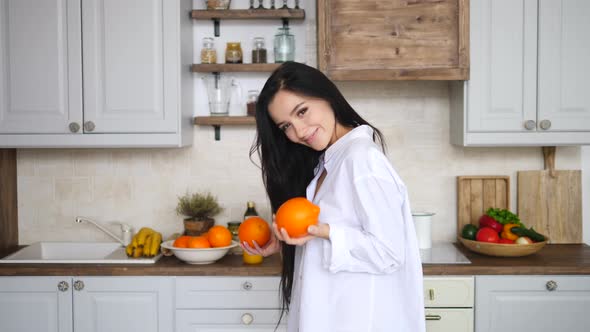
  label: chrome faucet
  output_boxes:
[75,216,132,246]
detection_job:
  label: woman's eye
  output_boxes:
[280,123,291,132]
[297,107,308,117]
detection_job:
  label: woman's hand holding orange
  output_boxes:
[273,221,330,246]
[241,230,280,257]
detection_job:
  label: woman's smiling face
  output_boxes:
[268,90,348,151]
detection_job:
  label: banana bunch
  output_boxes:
[125,227,162,258]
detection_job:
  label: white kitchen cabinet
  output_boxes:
[0,276,173,332]
[424,276,474,332]
[476,275,590,332]
[451,0,590,146]
[0,0,193,148]
[176,276,287,332]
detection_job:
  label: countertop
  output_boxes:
[1,244,589,276]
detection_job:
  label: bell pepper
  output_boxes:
[479,215,503,233]
[501,223,519,241]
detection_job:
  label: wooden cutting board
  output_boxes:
[517,147,582,243]
[457,176,510,237]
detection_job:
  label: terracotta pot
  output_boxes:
[183,218,214,236]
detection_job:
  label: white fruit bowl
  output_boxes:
[160,240,238,264]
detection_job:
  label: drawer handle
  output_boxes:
[426,314,442,321]
[546,280,557,291]
[242,281,253,290]
[241,313,254,325]
[428,288,435,301]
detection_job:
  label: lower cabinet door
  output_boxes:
[425,308,473,332]
[176,309,287,332]
[0,276,73,332]
[476,275,590,332]
[73,276,173,332]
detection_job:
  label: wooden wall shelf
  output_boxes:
[194,116,256,140]
[191,9,305,20]
[192,9,305,36]
[192,63,280,73]
[194,116,255,126]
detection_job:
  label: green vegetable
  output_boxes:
[461,224,478,240]
[485,208,523,227]
[511,226,545,242]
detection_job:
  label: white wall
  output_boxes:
[15,0,584,244]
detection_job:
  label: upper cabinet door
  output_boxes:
[81,0,178,134]
[537,0,590,131]
[317,0,469,80]
[0,0,82,134]
[467,0,538,132]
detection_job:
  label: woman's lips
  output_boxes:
[304,128,318,145]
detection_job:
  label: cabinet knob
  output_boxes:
[57,281,69,292]
[69,122,81,133]
[84,121,96,132]
[524,120,536,130]
[242,281,253,290]
[73,280,85,291]
[425,314,442,321]
[539,119,552,130]
[546,280,557,291]
[241,313,254,325]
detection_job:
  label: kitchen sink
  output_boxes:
[0,242,161,264]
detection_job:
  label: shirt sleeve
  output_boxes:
[322,172,407,274]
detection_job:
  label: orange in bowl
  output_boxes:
[173,235,191,248]
[275,197,320,238]
[188,236,211,248]
[207,225,233,248]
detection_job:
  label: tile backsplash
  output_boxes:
[17,80,581,244]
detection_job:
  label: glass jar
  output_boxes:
[274,27,295,63]
[227,221,242,254]
[225,42,243,64]
[200,37,217,64]
[206,0,231,10]
[252,37,267,64]
[247,90,259,116]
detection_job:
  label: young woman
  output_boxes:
[244,62,425,332]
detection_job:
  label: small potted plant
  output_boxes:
[176,191,223,236]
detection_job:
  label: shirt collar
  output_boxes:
[323,125,374,167]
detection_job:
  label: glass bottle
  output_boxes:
[247,90,259,116]
[251,37,267,64]
[274,26,295,63]
[244,201,259,220]
[225,42,243,64]
[200,37,217,64]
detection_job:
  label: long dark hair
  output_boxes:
[249,62,384,323]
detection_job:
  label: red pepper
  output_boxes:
[479,214,503,233]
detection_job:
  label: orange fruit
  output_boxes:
[187,236,211,248]
[238,217,271,247]
[275,197,320,238]
[173,235,191,248]
[207,225,232,247]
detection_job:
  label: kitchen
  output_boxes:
[1,0,590,331]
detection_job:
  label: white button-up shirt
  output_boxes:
[286,125,425,332]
